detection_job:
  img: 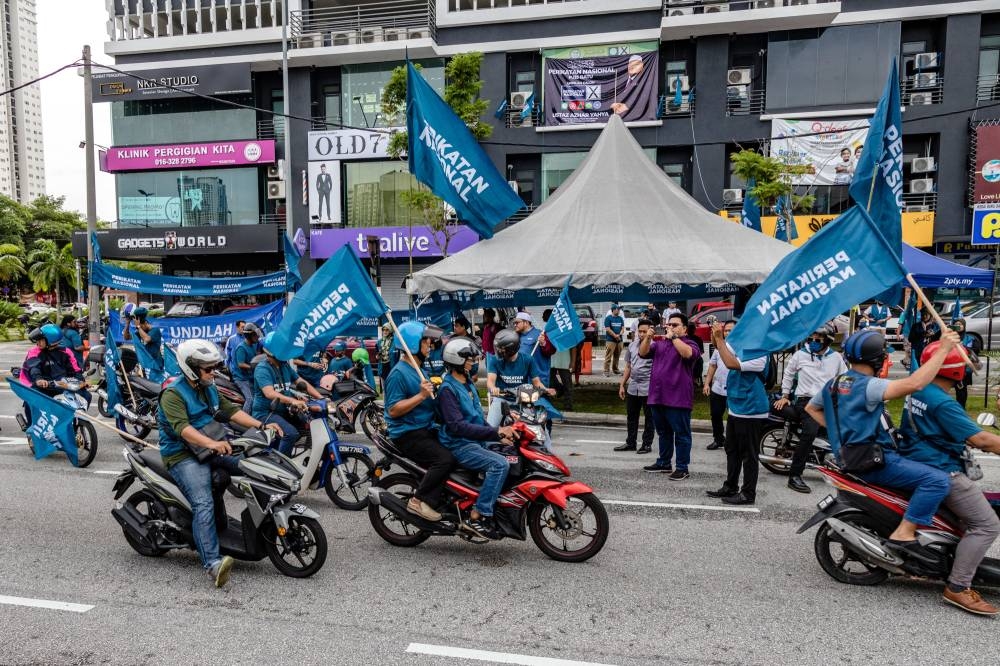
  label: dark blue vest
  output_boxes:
[157,378,220,458]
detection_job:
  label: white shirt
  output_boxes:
[781,347,849,399]
[708,349,729,396]
[662,307,681,320]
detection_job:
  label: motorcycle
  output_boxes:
[316,374,385,442]
[212,368,247,408]
[367,384,608,563]
[13,374,98,468]
[111,420,328,578]
[89,344,161,442]
[757,394,832,475]
[797,462,1000,588]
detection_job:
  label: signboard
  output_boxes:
[92,64,251,103]
[971,206,1000,245]
[72,225,278,259]
[543,51,659,125]
[974,124,1000,203]
[724,211,934,248]
[118,196,183,226]
[309,225,479,259]
[307,160,341,224]
[307,128,402,161]
[770,118,869,186]
[103,139,275,173]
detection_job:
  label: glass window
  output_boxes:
[541,149,655,200]
[114,167,259,227]
[111,95,256,146]
[322,84,341,128]
[980,49,1000,78]
[514,71,535,93]
[342,60,445,128]
[272,91,285,137]
[343,160,431,228]
[665,60,687,75]
[901,41,926,56]
[661,163,685,189]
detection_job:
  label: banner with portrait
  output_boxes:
[543,51,659,126]
[770,118,870,186]
[308,160,341,224]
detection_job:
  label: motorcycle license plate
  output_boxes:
[291,503,307,514]
[817,494,835,511]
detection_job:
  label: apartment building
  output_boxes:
[0,0,45,203]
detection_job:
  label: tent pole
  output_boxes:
[986,246,999,409]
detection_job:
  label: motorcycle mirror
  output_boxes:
[976,413,997,428]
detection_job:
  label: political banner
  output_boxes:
[770,118,869,186]
[90,261,286,297]
[8,379,79,466]
[741,178,762,233]
[544,276,585,352]
[108,299,285,346]
[284,232,302,291]
[163,344,181,378]
[266,245,388,361]
[132,338,165,383]
[543,51,659,125]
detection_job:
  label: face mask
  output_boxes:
[807,341,824,354]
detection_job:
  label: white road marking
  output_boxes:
[0,436,25,446]
[603,499,760,513]
[0,414,17,419]
[406,643,616,666]
[92,470,120,475]
[574,439,620,444]
[0,594,94,613]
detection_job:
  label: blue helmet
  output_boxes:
[842,329,885,369]
[396,321,445,352]
[133,306,149,321]
[40,323,63,345]
[120,303,136,319]
[329,340,348,353]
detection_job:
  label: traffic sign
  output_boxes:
[971,207,1000,245]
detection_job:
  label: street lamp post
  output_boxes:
[83,45,99,346]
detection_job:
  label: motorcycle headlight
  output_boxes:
[527,425,545,440]
[269,492,291,505]
[534,459,561,474]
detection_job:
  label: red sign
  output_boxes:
[974,124,1000,203]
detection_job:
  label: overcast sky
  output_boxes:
[37,0,115,220]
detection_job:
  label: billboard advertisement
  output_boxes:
[973,124,1000,203]
[92,64,252,103]
[308,160,341,224]
[104,139,275,173]
[971,206,1000,244]
[770,118,869,186]
[73,225,279,260]
[307,127,402,161]
[543,51,659,126]
[310,225,479,259]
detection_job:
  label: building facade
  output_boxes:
[97,0,1000,307]
[0,0,45,203]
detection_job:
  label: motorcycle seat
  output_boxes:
[137,448,175,484]
[130,375,163,395]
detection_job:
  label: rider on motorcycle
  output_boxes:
[774,322,848,494]
[350,347,377,390]
[252,332,323,455]
[325,340,354,376]
[384,321,454,522]
[123,305,164,377]
[230,323,262,406]
[20,324,90,419]
[485,329,555,429]
[437,338,516,540]
[805,328,959,564]
[158,338,282,588]
[897,340,1000,615]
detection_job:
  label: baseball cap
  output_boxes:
[515,312,533,323]
[611,303,621,311]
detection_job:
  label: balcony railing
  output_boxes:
[289,0,435,47]
[258,118,285,140]
[902,192,937,213]
[726,87,765,116]
[902,74,944,107]
[657,94,695,118]
[108,0,283,41]
[977,74,1000,102]
[450,0,591,9]
[504,106,544,129]
[663,0,837,16]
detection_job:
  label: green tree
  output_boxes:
[0,195,30,246]
[730,149,816,216]
[27,239,75,312]
[0,243,26,282]
[26,195,87,246]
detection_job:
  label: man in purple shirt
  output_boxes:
[640,312,701,479]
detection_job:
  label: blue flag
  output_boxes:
[103,333,125,422]
[672,75,683,108]
[775,194,798,242]
[90,231,102,263]
[727,205,909,360]
[284,232,303,292]
[266,244,388,361]
[493,99,508,120]
[520,92,535,121]
[406,61,524,239]
[544,276,584,352]
[163,344,181,377]
[741,178,762,232]
[952,292,964,323]
[899,291,917,338]
[850,56,903,303]
[8,379,79,466]
[131,340,165,383]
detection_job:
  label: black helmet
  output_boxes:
[813,322,836,342]
[494,329,520,360]
[242,323,263,339]
[842,330,886,370]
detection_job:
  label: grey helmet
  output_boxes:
[494,329,520,360]
[442,337,481,371]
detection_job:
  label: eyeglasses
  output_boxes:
[199,364,221,374]
[667,322,684,328]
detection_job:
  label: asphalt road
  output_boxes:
[1,381,1000,665]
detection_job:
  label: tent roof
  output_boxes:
[902,244,993,290]
[409,114,794,297]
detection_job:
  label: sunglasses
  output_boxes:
[199,364,221,373]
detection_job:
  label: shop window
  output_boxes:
[114,167,259,227]
[660,163,686,190]
[343,160,432,228]
[322,84,341,128]
[342,60,445,128]
[111,95,255,145]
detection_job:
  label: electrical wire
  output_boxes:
[0,61,84,98]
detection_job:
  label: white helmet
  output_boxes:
[176,339,223,383]
[442,337,481,371]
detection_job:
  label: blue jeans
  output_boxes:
[234,379,253,407]
[444,441,509,517]
[860,450,951,526]
[261,413,300,455]
[169,454,242,569]
[649,405,692,471]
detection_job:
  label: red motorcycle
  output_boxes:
[367,398,608,563]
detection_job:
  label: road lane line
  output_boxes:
[0,595,93,613]
[406,643,616,666]
[92,470,120,475]
[603,499,760,513]
[0,414,17,419]
[573,439,620,444]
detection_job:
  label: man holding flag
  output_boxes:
[542,277,585,412]
[124,306,165,382]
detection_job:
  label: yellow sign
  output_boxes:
[721,211,934,248]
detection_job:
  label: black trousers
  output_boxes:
[625,392,654,448]
[781,397,821,477]
[393,428,455,506]
[956,381,969,409]
[709,391,727,444]
[550,367,573,409]
[724,416,766,500]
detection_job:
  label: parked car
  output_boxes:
[689,301,731,316]
[618,302,648,341]
[959,300,1000,349]
[21,302,54,316]
[220,304,260,316]
[162,299,234,318]
[575,305,599,344]
[691,306,733,345]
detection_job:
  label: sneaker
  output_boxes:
[643,463,672,473]
[208,556,234,588]
[462,515,499,540]
[943,587,1000,616]
[668,470,690,481]
[614,443,637,452]
[407,497,442,522]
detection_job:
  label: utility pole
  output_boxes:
[281,1,293,246]
[83,45,100,346]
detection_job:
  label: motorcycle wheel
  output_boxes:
[75,419,98,468]
[367,473,431,548]
[122,490,168,557]
[813,513,890,586]
[527,492,609,563]
[359,404,386,441]
[323,451,375,510]
[97,396,113,419]
[262,516,327,578]
[758,425,794,475]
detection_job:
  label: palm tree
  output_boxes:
[0,243,25,283]
[27,239,74,312]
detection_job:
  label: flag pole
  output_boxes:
[77,411,158,449]
[384,309,428,382]
[903,273,977,372]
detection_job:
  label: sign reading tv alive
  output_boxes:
[92,64,251,103]
[310,226,479,259]
[104,140,275,173]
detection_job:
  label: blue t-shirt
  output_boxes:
[384,361,436,438]
[231,341,258,382]
[604,315,625,338]
[251,359,299,420]
[145,327,164,364]
[898,384,980,474]
[487,353,540,391]
[296,348,325,386]
[61,327,84,369]
[327,356,354,375]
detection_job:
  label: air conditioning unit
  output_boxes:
[668,75,690,93]
[905,205,931,213]
[510,91,529,109]
[266,181,286,200]
[915,52,940,70]
[383,28,407,42]
[909,178,935,194]
[728,68,752,85]
[704,3,729,12]
[667,7,695,16]
[408,27,430,39]
[911,156,936,173]
[296,33,322,49]
[266,160,285,180]
[331,31,356,46]
[913,72,939,89]
[727,85,749,101]
[908,92,934,106]
[756,0,778,8]
[786,0,815,5]
[359,27,382,44]
[723,188,744,204]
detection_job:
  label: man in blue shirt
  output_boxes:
[485,329,553,428]
[252,333,322,455]
[223,320,246,371]
[230,323,262,406]
[124,306,164,378]
[60,315,85,369]
[603,304,625,377]
[514,312,553,386]
[898,340,1000,616]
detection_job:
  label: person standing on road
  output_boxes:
[617,318,654,454]
[773,323,847,494]
[640,313,700,480]
[223,320,246,371]
[707,320,769,505]
[480,308,502,366]
[603,304,625,376]
[865,302,890,333]
[377,323,395,391]
[702,320,735,451]
[543,309,574,411]
[662,301,681,322]
[950,318,982,409]
[642,303,662,327]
